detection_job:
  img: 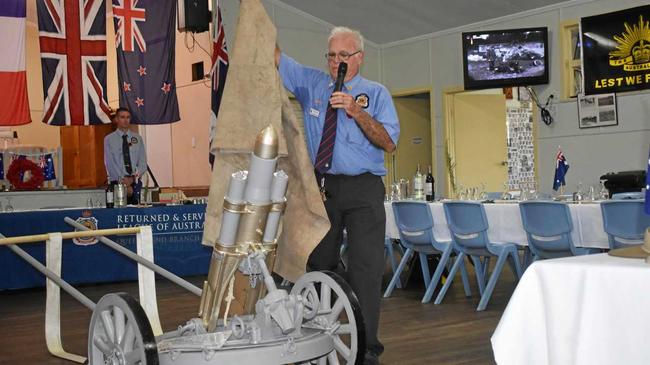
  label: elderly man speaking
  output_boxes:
[276,26,400,365]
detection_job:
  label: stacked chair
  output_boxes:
[435,201,523,311]
[601,200,650,249]
[384,201,471,303]
[519,201,599,259]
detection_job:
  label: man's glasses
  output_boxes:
[325,50,361,62]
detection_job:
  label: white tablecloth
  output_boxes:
[491,254,650,365]
[385,202,609,248]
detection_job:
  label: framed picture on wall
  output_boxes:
[577,93,617,129]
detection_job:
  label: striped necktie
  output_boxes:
[314,103,337,173]
[122,134,133,175]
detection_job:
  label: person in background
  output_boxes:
[276,26,400,365]
[104,107,147,204]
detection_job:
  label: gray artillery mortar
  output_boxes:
[87,125,365,365]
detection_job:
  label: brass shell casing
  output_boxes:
[234,203,272,247]
[199,244,246,331]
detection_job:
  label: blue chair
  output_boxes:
[519,201,599,259]
[384,201,471,303]
[611,192,645,200]
[435,201,523,311]
[601,200,650,249]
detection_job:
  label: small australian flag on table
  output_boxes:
[553,149,569,191]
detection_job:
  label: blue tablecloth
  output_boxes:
[0,204,212,290]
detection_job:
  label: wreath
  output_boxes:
[7,158,44,190]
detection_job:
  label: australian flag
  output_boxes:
[39,154,56,181]
[113,0,179,124]
[209,0,229,166]
[553,149,569,191]
[37,0,112,125]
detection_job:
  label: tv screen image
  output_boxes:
[462,27,549,89]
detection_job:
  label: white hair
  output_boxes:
[328,26,364,52]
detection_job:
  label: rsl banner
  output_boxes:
[581,5,650,95]
[0,205,211,289]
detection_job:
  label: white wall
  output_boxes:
[381,0,650,194]
[221,0,382,81]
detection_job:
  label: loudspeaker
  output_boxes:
[178,0,210,33]
[191,62,205,81]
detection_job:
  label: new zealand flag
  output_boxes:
[113,0,179,124]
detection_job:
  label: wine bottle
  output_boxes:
[425,165,435,202]
[105,182,114,208]
[413,163,424,200]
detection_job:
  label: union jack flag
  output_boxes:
[37,0,111,126]
[113,0,145,53]
[209,0,228,166]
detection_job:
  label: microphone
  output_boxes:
[334,62,348,92]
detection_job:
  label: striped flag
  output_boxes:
[209,0,229,166]
[37,0,112,125]
[0,0,31,126]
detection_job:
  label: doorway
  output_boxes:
[443,87,537,198]
[386,91,433,190]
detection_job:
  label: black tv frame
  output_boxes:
[462,27,550,90]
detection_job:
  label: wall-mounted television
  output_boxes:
[462,27,549,90]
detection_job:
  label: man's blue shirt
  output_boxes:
[103,129,147,181]
[279,53,399,176]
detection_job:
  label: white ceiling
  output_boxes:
[25,0,576,45]
[278,0,574,44]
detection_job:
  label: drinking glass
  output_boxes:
[520,185,528,201]
[5,197,13,212]
[598,181,609,200]
[456,184,465,200]
[501,182,510,200]
[587,186,595,201]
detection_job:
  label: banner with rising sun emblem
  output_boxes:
[581,5,650,95]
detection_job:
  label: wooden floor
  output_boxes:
[0,267,517,364]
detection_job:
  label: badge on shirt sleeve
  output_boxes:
[131,137,138,145]
[355,93,369,109]
[309,108,320,118]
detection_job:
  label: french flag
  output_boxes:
[0,0,31,126]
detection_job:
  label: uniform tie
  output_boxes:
[122,134,133,175]
[314,103,337,173]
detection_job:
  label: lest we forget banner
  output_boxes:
[581,5,650,95]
